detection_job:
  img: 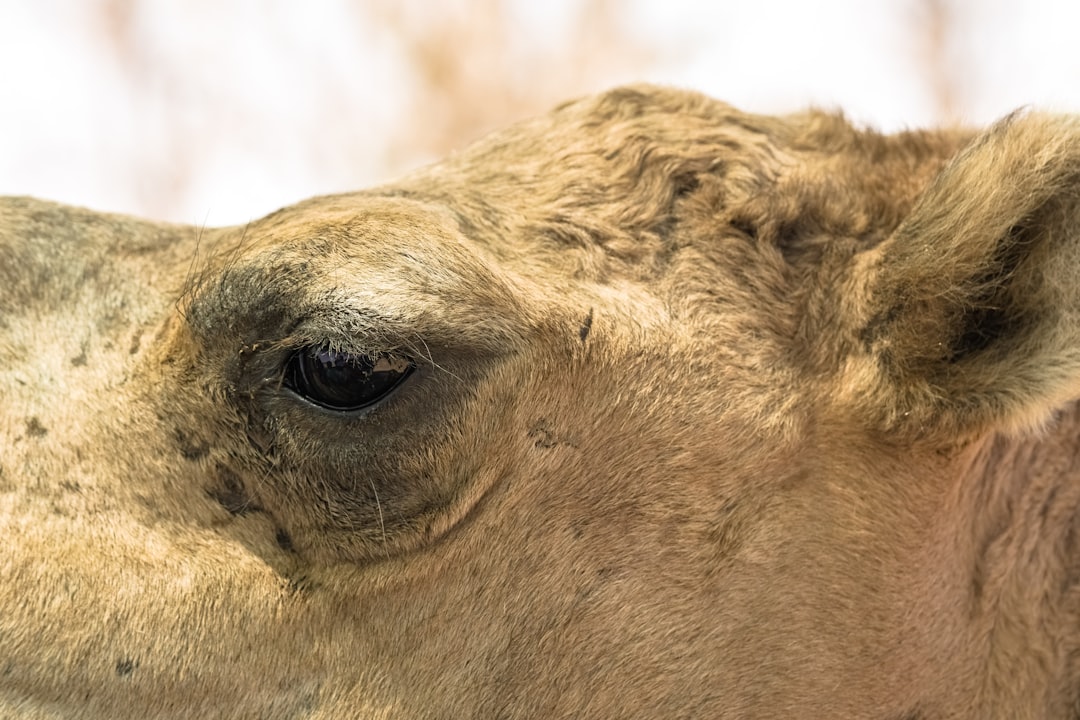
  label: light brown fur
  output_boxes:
[3,85,1080,718]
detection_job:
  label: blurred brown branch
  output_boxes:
[364,0,665,168]
[914,0,966,125]
[85,0,671,220]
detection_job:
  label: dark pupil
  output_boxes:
[285,347,413,411]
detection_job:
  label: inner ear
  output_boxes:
[838,111,1080,438]
[948,221,1037,363]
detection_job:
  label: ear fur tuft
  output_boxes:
[841,111,1080,437]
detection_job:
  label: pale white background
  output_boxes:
[1,0,1077,226]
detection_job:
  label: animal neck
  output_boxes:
[950,403,1080,711]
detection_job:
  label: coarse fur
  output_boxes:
[3,85,1080,717]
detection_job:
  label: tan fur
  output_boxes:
[3,85,1080,718]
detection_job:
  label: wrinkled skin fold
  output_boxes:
[3,85,1080,718]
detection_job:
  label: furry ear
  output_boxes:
[839,111,1080,437]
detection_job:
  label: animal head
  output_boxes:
[4,85,1080,717]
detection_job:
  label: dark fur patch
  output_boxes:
[175,429,209,461]
[286,573,320,596]
[275,527,295,553]
[579,309,594,343]
[25,417,47,438]
[70,344,88,367]
[527,418,578,450]
[114,658,138,677]
[206,465,260,516]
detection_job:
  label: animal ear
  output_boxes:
[841,111,1080,437]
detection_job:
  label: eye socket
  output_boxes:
[284,347,414,412]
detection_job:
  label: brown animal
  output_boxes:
[3,85,1080,718]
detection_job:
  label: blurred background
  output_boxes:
[1,0,1078,226]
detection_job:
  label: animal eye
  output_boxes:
[284,347,413,412]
